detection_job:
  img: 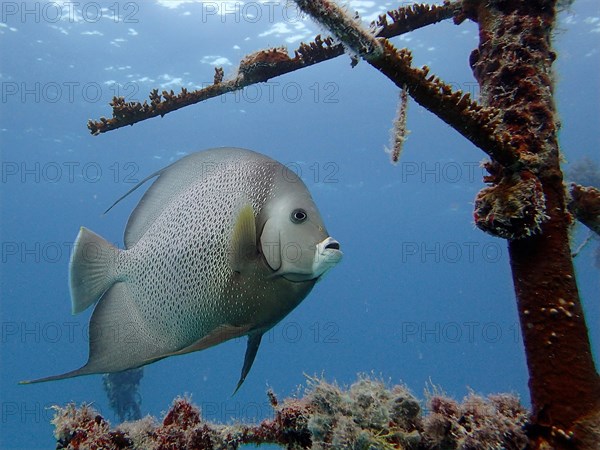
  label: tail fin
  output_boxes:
[69,227,120,314]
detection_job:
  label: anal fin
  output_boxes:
[166,324,251,358]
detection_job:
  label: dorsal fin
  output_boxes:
[104,169,162,216]
[105,148,261,249]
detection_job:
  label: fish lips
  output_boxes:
[313,236,343,277]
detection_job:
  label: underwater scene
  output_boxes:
[1,0,599,449]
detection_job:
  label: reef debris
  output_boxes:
[423,392,529,450]
[52,403,132,450]
[50,375,528,450]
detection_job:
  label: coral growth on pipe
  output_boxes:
[473,170,548,239]
[569,184,600,237]
[87,38,340,135]
[51,376,529,450]
[293,0,519,167]
[464,1,600,447]
[372,2,463,38]
[566,157,600,239]
[87,3,463,136]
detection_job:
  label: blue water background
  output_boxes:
[1,1,599,448]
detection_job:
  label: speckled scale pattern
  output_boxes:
[115,154,276,352]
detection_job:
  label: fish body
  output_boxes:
[23,147,342,389]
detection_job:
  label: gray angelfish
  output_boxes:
[21,147,342,391]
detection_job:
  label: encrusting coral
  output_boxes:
[52,403,132,449]
[51,375,528,450]
[462,3,600,446]
[473,170,548,239]
[373,2,462,38]
[86,37,341,136]
[423,393,529,450]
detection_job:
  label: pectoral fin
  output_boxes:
[230,204,257,274]
[233,333,263,395]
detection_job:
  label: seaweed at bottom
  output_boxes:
[51,375,529,450]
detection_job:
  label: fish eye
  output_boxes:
[290,208,308,224]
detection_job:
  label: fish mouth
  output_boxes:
[275,237,342,283]
[324,239,340,251]
[317,237,342,257]
[312,237,342,277]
